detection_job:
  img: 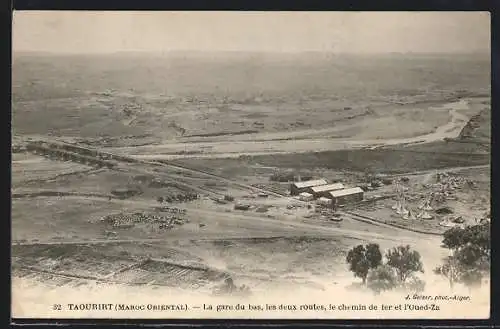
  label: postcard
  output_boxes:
[11,11,491,320]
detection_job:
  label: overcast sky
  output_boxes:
[12,11,490,54]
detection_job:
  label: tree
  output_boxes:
[366,265,398,294]
[404,275,426,293]
[455,244,488,269]
[442,226,468,250]
[385,245,424,283]
[157,196,164,203]
[436,223,490,290]
[434,256,460,290]
[442,222,490,255]
[460,268,483,291]
[365,244,383,268]
[346,243,382,284]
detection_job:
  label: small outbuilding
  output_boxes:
[316,197,332,207]
[299,192,314,201]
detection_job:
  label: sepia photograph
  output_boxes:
[11,11,491,319]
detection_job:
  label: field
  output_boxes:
[11,197,141,242]
[11,153,93,186]
[11,52,491,308]
[173,143,490,176]
[12,242,229,291]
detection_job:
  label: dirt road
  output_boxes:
[14,194,440,247]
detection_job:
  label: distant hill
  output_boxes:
[11,53,490,143]
[12,52,490,103]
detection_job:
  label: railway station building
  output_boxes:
[309,183,345,199]
[329,187,364,207]
[290,179,328,196]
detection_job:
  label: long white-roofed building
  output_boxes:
[309,183,345,198]
[329,187,364,207]
[289,179,328,196]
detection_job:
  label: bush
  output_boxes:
[436,223,490,290]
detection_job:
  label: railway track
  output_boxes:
[124,165,223,198]
[340,211,442,236]
[23,138,284,198]
[17,137,464,241]
[143,159,287,198]
[24,137,488,201]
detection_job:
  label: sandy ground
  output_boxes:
[104,100,471,160]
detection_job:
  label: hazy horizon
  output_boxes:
[13,11,490,55]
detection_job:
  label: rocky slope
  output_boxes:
[458,107,491,142]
